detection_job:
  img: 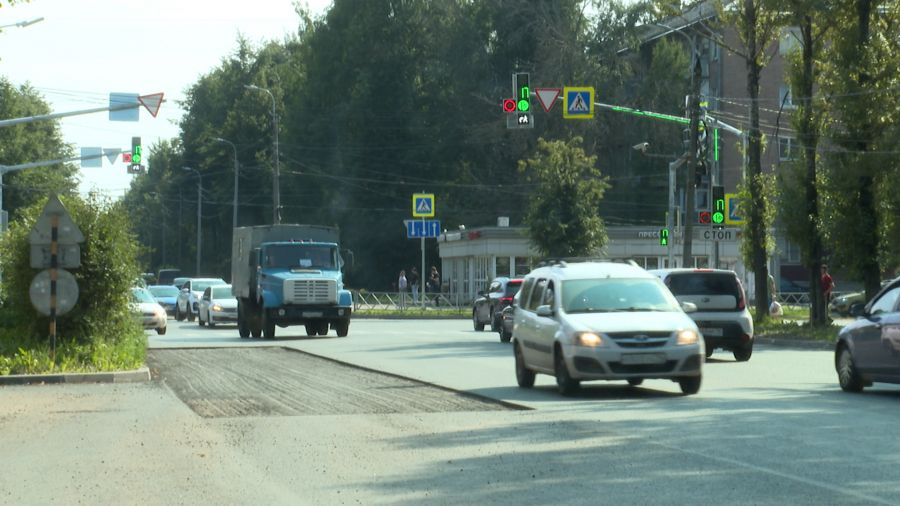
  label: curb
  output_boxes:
[0,367,151,386]
[755,337,834,350]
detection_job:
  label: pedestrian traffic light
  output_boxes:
[659,228,669,246]
[514,73,530,112]
[131,136,142,164]
[712,185,725,229]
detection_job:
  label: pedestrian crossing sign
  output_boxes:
[412,193,435,217]
[563,87,594,119]
[725,193,744,225]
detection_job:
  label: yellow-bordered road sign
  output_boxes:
[563,87,594,119]
[725,193,745,225]
[412,193,435,218]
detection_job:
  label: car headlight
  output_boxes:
[211,304,222,312]
[575,332,604,347]
[155,307,166,318]
[677,330,699,345]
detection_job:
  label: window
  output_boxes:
[514,257,532,276]
[779,137,797,161]
[527,278,548,311]
[496,256,510,278]
[779,84,794,109]
[519,278,536,309]
[870,286,900,315]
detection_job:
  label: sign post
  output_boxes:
[28,194,84,363]
[410,194,437,309]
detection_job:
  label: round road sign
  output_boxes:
[29,269,79,316]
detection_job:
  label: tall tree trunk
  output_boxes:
[743,0,769,322]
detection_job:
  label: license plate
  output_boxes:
[621,353,666,365]
[302,311,323,318]
[700,327,723,337]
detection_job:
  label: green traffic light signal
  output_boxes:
[515,72,530,112]
[132,136,142,164]
[659,228,669,246]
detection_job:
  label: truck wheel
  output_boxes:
[335,319,350,337]
[262,310,276,339]
[305,324,316,336]
[317,322,329,336]
[238,302,250,338]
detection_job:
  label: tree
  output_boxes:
[819,0,900,300]
[0,78,79,221]
[518,137,610,257]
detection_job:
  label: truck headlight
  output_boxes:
[575,332,604,347]
[676,330,699,345]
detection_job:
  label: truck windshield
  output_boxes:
[265,244,336,269]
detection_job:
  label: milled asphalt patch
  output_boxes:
[0,367,151,386]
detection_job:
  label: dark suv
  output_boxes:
[473,277,523,332]
[650,269,754,361]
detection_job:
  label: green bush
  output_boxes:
[0,194,146,374]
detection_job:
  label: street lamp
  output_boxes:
[244,84,280,224]
[633,142,688,268]
[213,137,239,230]
[0,17,45,30]
[182,166,202,276]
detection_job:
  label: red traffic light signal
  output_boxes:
[698,211,711,224]
[502,99,517,113]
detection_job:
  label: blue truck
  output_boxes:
[231,225,352,339]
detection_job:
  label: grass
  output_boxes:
[355,306,468,318]
[754,318,841,343]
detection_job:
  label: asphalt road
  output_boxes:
[1,318,898,505]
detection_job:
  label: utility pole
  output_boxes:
[682,54,702,268]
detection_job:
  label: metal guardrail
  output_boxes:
[778,292,810,305]
[352,291,469,312]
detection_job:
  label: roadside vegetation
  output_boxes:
[0,194,146,375]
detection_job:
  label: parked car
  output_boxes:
[513,260,703,396]
[131,287,167,335]
[830,281,892,316]
[834,277,900,392]
[473,277,523,332]
[147,284,180,315]
[157,269,181,286]
[198,285,238,327]
[650,268,754,361]
[175,278,227,322]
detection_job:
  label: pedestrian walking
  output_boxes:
[428,266,441,306]
[821,264,835,318]
[409,267,420,305]
[398,270,408,309]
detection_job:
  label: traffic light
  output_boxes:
[698,211,711,224]
[659,228,669,246]
[712,185,725,229]
[514,73,530,112]
[131,136,142,164]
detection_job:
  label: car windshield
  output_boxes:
[504,281,522,297]
[149,286,179,298]
[212,287,233,299]
[562,278,681,313]
[193,280,225,293]
[265,244,336,269]
[131,288,156,304]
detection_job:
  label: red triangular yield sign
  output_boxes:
[138,92,165,118]
[535,88,561,113]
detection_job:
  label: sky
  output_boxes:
[1,0,332,198]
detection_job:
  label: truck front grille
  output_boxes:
[284,279,337,304]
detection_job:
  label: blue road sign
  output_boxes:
[563,87,594,119]
[725,193,745,225]
[412,193,435,218]
[405,219,441,239]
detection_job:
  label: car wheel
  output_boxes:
[554,347,580,396]
[627,378,643,386]
[514,342,535,388]
[335,319,350,337]
[705,346,714,359]
[733,343,753,362]
[500,327,512,343]
[175,303,183,322]
[837,345,864,393]
[473,309,484,331]
[156,326,167,335]
[679,375,702,395]
[262,310,275,339]
[198,310,205,326]
[490,308,500,332]
[208,314,216,328]
[187,304,195,322]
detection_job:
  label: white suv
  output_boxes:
[649,269,754,361]
[513,260,704,396]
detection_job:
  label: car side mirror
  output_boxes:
[681,301,698,313]
[849,303,866,317]
[536,305,554,317]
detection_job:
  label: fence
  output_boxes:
[352,290,470,313]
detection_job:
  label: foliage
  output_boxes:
[0,78,79,221]
[518,137,610,258]
[0,193,146,373]
[754,319,840,343]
